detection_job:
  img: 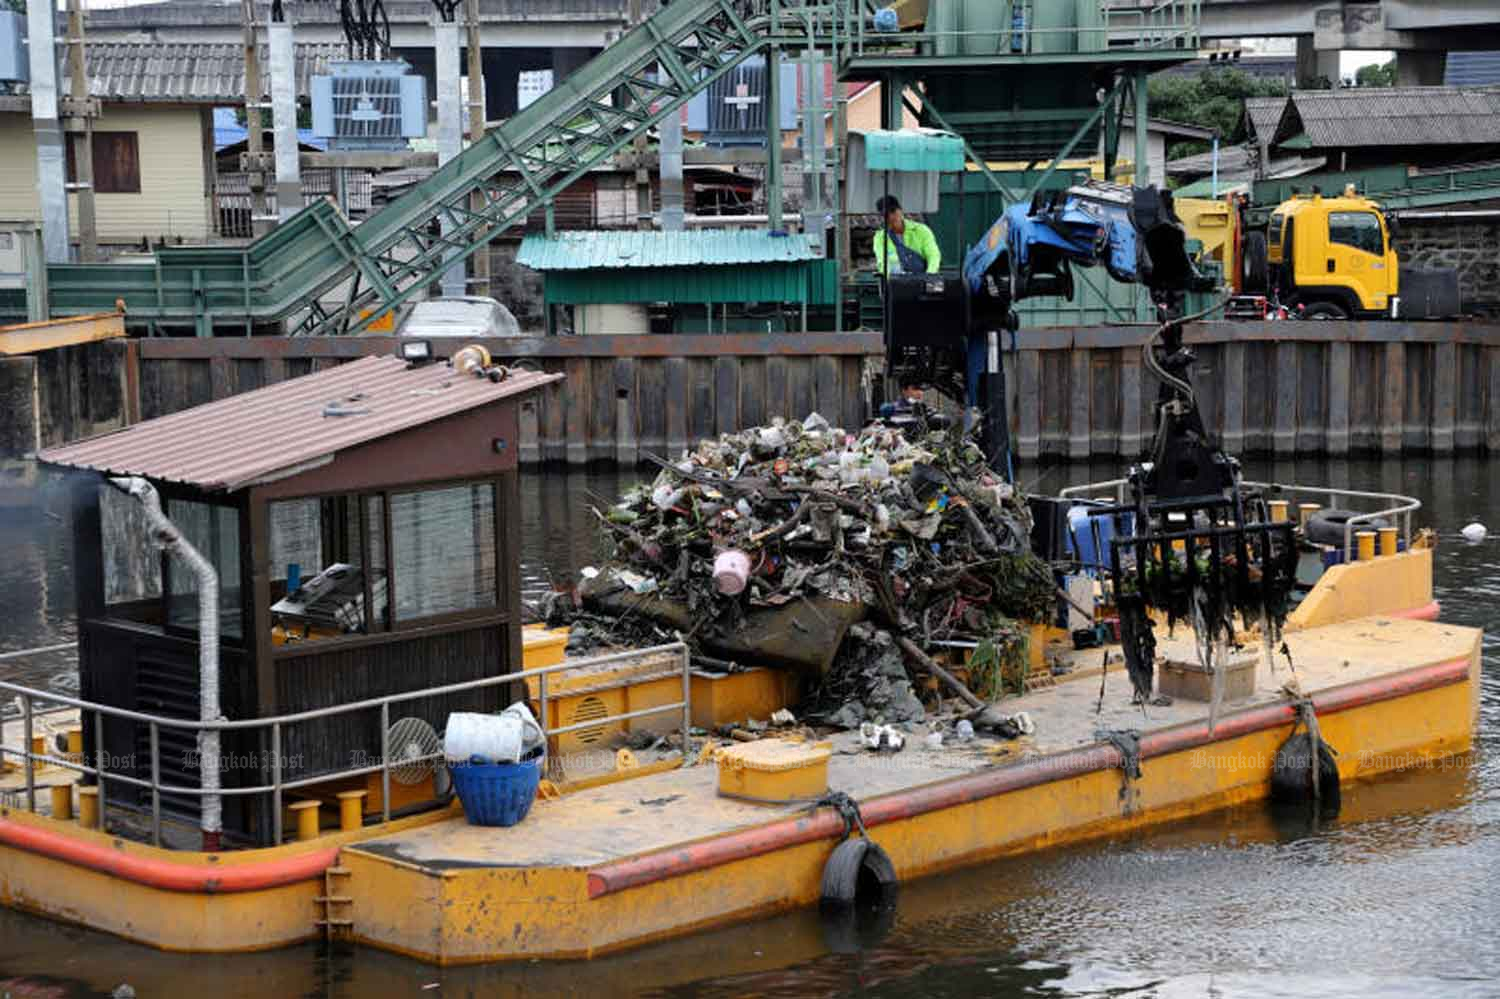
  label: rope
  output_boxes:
[814,790,868,842]
[1095,728,1143,781]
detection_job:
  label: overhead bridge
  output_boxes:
[45,0,1199,337]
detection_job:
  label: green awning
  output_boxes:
[862,129,966,172]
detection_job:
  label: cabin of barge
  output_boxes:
[37,353,561,844]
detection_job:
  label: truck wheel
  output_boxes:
[1302,301,1349,321]
[1242,231,1269,293]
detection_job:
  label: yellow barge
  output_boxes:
[0,350,1482,965]
[0,560,1479,963]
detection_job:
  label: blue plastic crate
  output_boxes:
[449,755,543,827]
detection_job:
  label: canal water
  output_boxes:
[1,458,1496,998]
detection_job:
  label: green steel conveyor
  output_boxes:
[43,0,1200,336]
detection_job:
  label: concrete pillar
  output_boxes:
[766,45,783,229]
[1295,36,1340,89]
[660,102,684,231]
[268,20,301,223]
[28,0,70,264]
[434,17,467,298]
[1396,50,1447,87]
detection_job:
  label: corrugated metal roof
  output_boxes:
[39,356,561,492]
[1244,96,1291,143]
[1285,86,1500,149]
[859,129,966,173]
[516,230,821,271]
[1446,52,1500,87]
[61,42,347,104]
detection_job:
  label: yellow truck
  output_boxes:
[1235,187,1459,320]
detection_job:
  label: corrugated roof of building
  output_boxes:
[858,128,966,172]
[61,42,348,104]
[1244,96,1291,144]
[1285,86,1500,149]
[516,230,821,271]
[38,356,561,492]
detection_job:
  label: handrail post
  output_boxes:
[271,720,283,845]
[149,722,161,846]
[538,671,549,764]
[22,693,34,813]
[94,708,106,829]
[680,643,692,754]
[380,701,391,823]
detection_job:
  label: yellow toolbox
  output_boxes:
[716,738,833,804]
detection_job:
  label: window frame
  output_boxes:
[263,476,506,659]
[158,492,248,646]
[1327,210,1384,257]
[65,131,143,195]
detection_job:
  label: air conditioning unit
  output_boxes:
[310,61,427,150]
[686,57,797,147]
[0,10,27,86]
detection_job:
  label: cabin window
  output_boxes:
[1328,211,1383,256]
[268,495,389,640]
[163,498,243,640]
[99,484,162,623]
[65,132,142,195]
[390,483,498,622]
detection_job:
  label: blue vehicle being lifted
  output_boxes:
[881,182,1213,470]
[961,182,1209,313]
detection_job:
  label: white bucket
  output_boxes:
[445,702,544,764]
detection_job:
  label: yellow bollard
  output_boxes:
[1379,526,1399,557]
[31,735,46,761]
[49,784,73,822]
[1298,503,1322,529]
[1356,530,1376,561]
[289,799,321,842]
[337,790,367,833]
[77,786,99,829]
[1268,500,1290,522]
[65,728,83,762]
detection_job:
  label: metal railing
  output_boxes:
[839,0,1200,60]
[1059,479,1421,562]
[0,642,692,849]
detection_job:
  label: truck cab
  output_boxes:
[1266,192,1398,319]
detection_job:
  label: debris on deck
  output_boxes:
[557,414,1057,733]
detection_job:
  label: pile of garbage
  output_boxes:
[577,414,1057,726]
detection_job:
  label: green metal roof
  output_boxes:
[516,230,821,271]
[861,129,967,173]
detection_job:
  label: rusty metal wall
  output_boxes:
[132,334,883,465]
[31,323,1500,465]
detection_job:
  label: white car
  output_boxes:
[399,296,521,338]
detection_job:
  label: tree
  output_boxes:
[1354,59,1397,88]
[1148,67,1290,159]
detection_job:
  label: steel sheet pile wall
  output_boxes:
[130,335,881,466]
[1006,322,1498,460]
[18,324,1500,468]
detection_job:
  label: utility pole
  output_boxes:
[434,4,465,297]
[465,0,489,296]
[64,0,97,261]
[268,1,301,223]
[28,0,69,264]
[242,0,270,236]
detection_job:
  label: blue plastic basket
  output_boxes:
[449,754,543,827]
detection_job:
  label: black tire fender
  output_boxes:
[1305,508,1389,548]
[819,837,897,907]
[1270,730,1341,812]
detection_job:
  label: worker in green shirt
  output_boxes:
[873,195,942,276]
